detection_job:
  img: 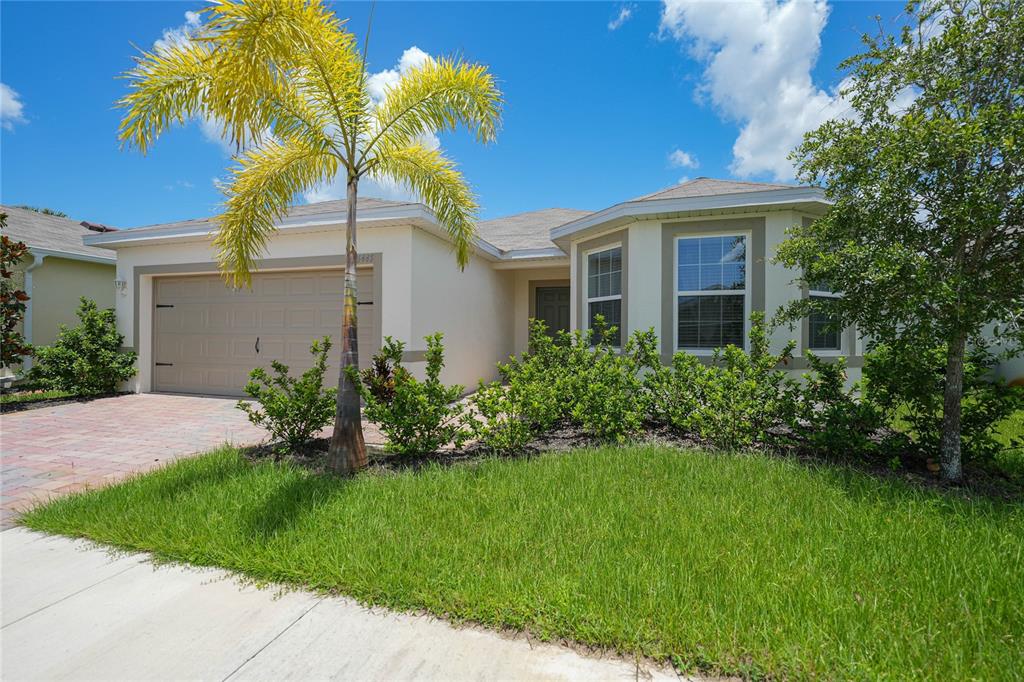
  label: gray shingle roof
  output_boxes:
[629,177,797,202]
[0,205,115,260]
[124,197,416,234]
[476,208,592,251]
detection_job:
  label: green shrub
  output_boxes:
[353,333,471,455]
[647,313,793,450]
[692,315,795,450]
[781,353,884,456]
[479,318,657,444]
[570,323,658,441]
[470,380,545,454]
[28,298,136,394]
[237,336,336,451]
[470,322,565,453]
[865,342,1024,461]
[644,351,705,433]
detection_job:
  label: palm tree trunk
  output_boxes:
[938,331,967,483]
[327,176,368,474]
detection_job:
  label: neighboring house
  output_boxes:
[1,206,117,372]
[81,178,1022,397]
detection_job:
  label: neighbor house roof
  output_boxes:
[477,208,592,252]
[0,205,116,262]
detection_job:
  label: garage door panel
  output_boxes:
[288,276,316,296]
[205,336,230,359]
[180,279,208,299]
[261,338,287,359]
[261,308,287,328]
[180,336,206,359]
[154,269,376,396]
[232,307,258,328]
[260,276,288,297]
[287,308,317,328]
[320,273,345,295]
[207,305,234,330]
[179,307,204,331]
[319,308,342,327]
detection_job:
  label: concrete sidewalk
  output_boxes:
[1,528,684,681]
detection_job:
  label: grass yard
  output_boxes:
[23,445,1023,680]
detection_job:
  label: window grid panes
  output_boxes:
[588,299,621,346]
[587,248,622,299]
[587,246,623,346]
[676,235,747,350]
[808,295,841,351]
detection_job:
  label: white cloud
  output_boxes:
[155,10,201,53]
[365,46,432,102]
[164,179,195,191]
[668,148,698,169]
[608,5,634,31]
[304,46,440,204]
[660,0,851,180]
[1,82,27,130]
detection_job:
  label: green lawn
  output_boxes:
[0,389,76,406]
[996,409,1024,474]
[22,446,1023,680]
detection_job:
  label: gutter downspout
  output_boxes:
[22,252,46,372]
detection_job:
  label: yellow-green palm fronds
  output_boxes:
[213,136,338,287]
[117,39,215,154]
[366,56,502,162]
[208,0,366,154]
[370,143,479,269]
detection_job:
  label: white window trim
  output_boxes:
[673,232,752,355]
[807,288,844,356]
[584,243,623,345]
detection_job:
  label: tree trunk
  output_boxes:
[327,176,368,474]
[938,331,967,483]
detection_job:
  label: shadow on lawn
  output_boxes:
[239,422,1024,510]
[244,473,342,540]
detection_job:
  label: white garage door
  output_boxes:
[153,269,377,396]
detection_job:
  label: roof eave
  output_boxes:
[492,247,569,269]
[31,247,116,264]
[549,187,831,248]
[82,204,443,249]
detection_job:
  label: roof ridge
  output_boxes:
[628,176,799,202]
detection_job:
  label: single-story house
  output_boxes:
[1,206,118,373]
[80,177,1023,396]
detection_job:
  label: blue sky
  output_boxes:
[1,1,901,228]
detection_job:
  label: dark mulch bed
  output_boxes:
[0,392,130,414]
[241,420,1024,503]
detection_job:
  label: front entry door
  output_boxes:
[534,286,570,335]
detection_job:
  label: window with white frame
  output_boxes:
[808,277,842,351]
[586,246,622,346]
[675,234,748,350]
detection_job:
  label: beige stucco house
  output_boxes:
[1,206,117,372]
[83,177,896,397]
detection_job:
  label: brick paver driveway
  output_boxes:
[0,394,384,529]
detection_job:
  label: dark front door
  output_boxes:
[535,286,570,335]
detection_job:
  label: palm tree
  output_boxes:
[117,0,502,474]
